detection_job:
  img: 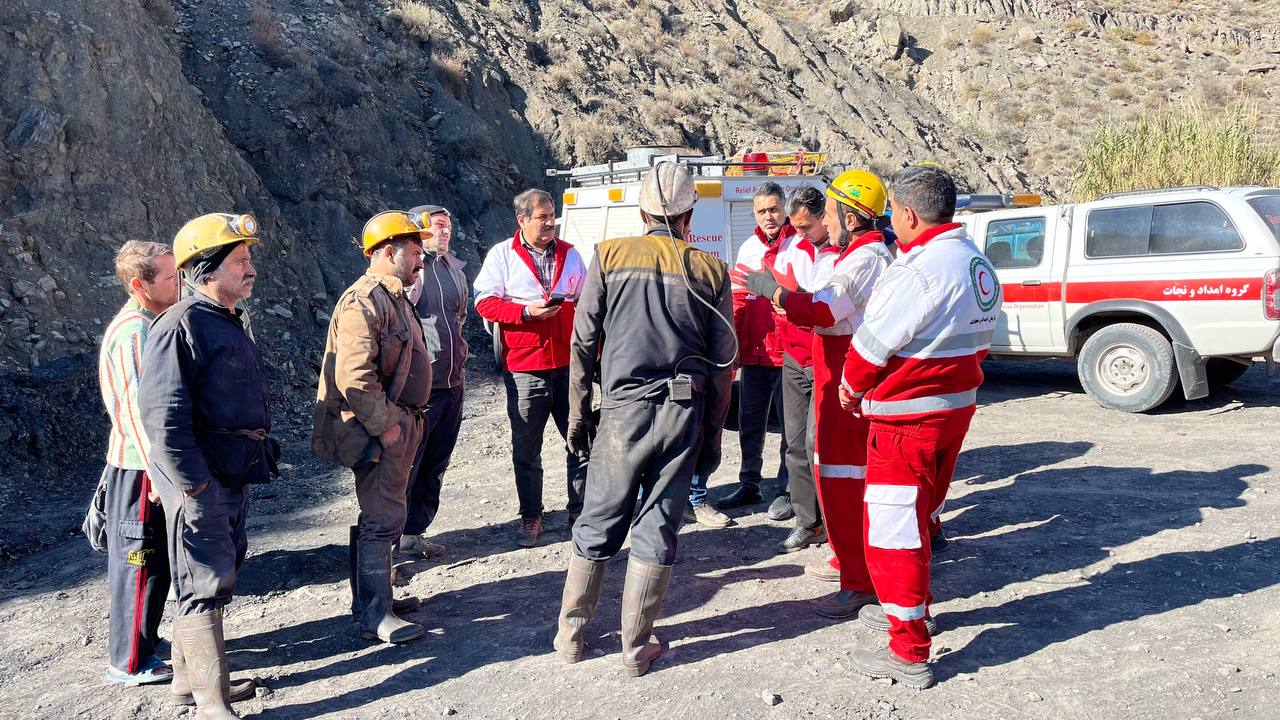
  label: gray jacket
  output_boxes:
[409,251,469,389]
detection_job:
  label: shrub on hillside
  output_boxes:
[1071,103,1280,201]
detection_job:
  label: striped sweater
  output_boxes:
[98,299,157,470]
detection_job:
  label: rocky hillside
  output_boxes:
[0,0,1274,550]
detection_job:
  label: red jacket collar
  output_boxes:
[837,230,886,262]
[511,230,572,296]
[754,221,797,248]
[898,222,963,252]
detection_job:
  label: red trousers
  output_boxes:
[863,409,972,663]
[810,333,873,593]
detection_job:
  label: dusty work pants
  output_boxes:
[355,412,426,544]
[781,354,820,528]
[405,386,464,536]
[104,465,169,672]
[737,364,788,495]
[155,471,248,617]
[863,409,973,663]
[811,334,874,594]
[504,368,587,519]
[573,396,702,566]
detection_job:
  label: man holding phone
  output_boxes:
[474,189,588,548]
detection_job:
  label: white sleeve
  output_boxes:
[472,244,507,303]
[850,265,934,366]
[815,251,886,324]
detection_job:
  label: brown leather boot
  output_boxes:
[175,609,242,719]
[552,554,608,663]
[619,559,672,677]
[169,628,255,706]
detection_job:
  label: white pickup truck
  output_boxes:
[959,186,1280,412]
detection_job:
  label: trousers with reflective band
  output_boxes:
[811,332,873,593]
[862,410,972,663]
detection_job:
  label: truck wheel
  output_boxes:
[1077,323,1177,412]
[1206,358,1251,390]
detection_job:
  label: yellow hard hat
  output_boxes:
[825,170,887,220]
[173,213,259,269]
[360,210,432,256]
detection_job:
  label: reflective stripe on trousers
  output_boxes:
[862,389,977,417]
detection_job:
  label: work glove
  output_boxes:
[744,269,781,300]
[566,420,594,461]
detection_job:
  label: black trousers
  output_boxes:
[572,397,702,566]
[405,386,465,536]
[155,473,248,616]
[104,465,169,672]
[737,364,788,495]
[504,368,587,519]
[781,354,821,529]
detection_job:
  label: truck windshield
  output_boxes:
[1248,195,1280,242]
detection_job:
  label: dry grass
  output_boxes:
[970,25,996,48]
[710,38,739,68]
[433,51,468,101]
[390,1,435,41]
[1064,18,1089,34]
[1106,83,1136,102]
[565,113,617,164]
[546,64,575,91]
[1133,31,1157,46]
[939,32,960,51]
[1071,102,1280,201]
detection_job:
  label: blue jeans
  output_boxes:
[689,473,708,507]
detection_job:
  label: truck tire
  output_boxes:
[1206,358,1251,390]
[1077,323,1178,412]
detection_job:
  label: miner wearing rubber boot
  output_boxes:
[747,171,893,620]
[97,241,180,687]
[744,186,836,555]
[312,211,432,645]
[553,162,735,677]
[140,213,278,718]
[839,165,1002,689]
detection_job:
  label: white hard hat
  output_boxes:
[639,161,698,216]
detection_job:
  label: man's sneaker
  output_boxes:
[858,603,938,635]
[691,504,732,528]
[517,515,543,548]
[766,493,794,521]
[776,524,827,554]
[804,557,841,583]
[815,590,877,619]
[850,646,935,689]
[718,486,765,509]
[399,533,446,559]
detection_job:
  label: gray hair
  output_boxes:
[114,240,172,291]
[786,186,825,219]
[513,189,554,219]
[753,181,785,204]
[890,165,957,224]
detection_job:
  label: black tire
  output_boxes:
[1077,323,1178,412]
[1206,358,1251,390]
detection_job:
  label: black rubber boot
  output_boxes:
[356,540,425,644]
[170,628,255,706]
[552,554,609,663]
[350,526,419,617]
[620,559,672,677]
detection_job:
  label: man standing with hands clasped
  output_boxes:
[553,162,735,677]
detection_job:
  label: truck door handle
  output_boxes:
[1021,280,1042,286]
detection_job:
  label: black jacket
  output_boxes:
[139,291,274,494]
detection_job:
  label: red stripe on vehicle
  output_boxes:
[1000,278,1259,304]
[1000,282,1063,303]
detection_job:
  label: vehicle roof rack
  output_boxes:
[1097,185,1219,201]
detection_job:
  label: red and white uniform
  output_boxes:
[839,222,1002,663]
[473,232,586,372]
[769,235,836,367]
[780,232,893,593]
[730,224,798,367]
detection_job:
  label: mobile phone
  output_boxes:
[545,295,566,307]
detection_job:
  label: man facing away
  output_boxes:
[140,213,275,718]
[401,204,469,559]
[553,162,735,677]
[839,165,1003,688]
[98,240,180,686]
[473,189,588,547]
[312,211,432,645]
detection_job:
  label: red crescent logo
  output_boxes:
[978,270,991,296]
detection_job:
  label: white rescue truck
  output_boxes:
[549,146,832,266]
[960,186,1280,412]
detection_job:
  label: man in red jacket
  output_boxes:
[719,182,792,516]
[474,189,589,548]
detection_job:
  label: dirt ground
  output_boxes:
[2,359,1278,720]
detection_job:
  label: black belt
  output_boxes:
[398,404,429,416]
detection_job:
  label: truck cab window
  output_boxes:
[985,217,1047,268]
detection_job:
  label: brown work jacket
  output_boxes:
[312,270,429,468]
